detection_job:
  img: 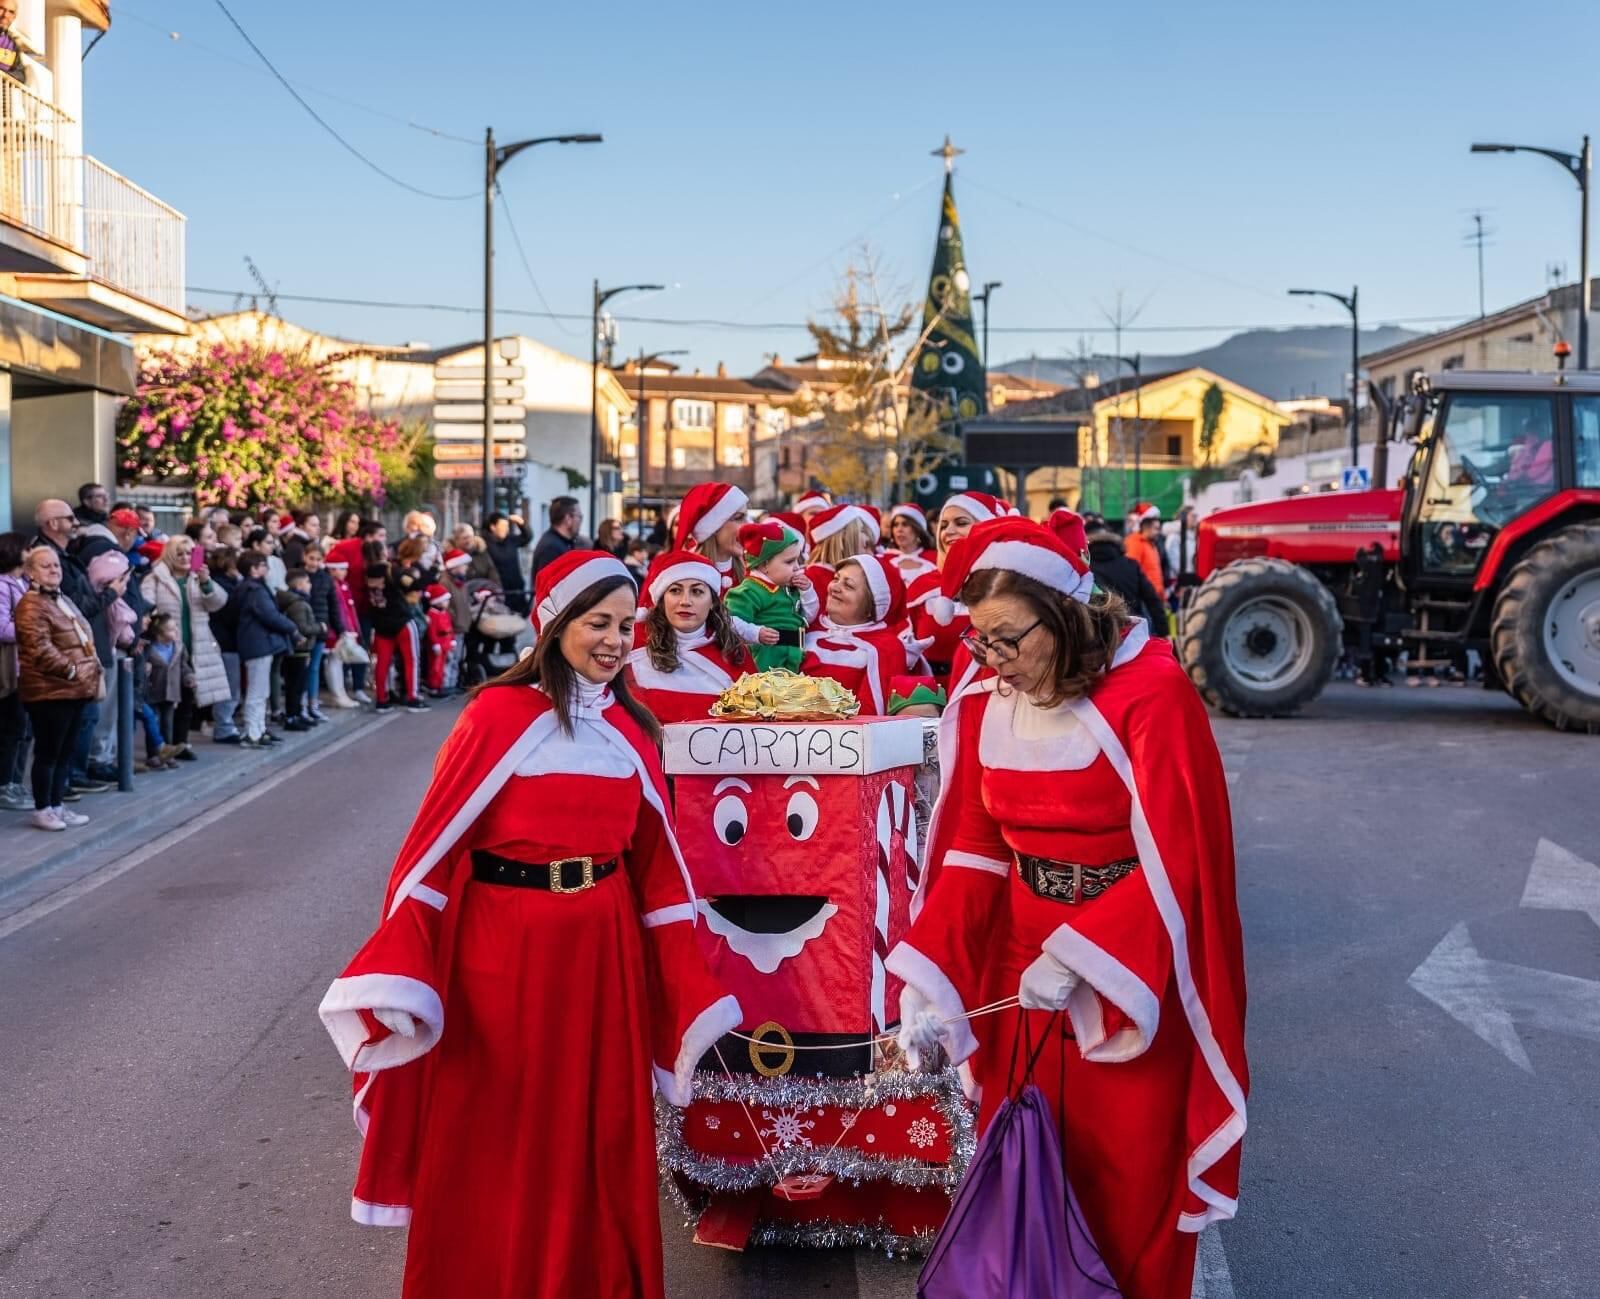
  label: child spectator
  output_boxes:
[423,583,455,698]
[302,543,341,721]
[234,549,298,748]
[723,520,815,672]
[323,553,365,707]
[139,611,189,769]
[276,568,324,731]
[366,562,427,713]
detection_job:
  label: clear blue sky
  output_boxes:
[88,0,1598,382]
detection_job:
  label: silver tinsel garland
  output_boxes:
[656,1065,976,1197]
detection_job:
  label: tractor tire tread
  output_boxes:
[1489,523,1600,735]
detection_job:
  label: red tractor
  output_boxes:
[1177,370,1600,732]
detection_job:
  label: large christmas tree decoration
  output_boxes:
[910,137,986,422]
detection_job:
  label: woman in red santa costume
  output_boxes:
[318,549,741,1299]
[802,553,920,715]
[626,549,751,724]
[885,502,939,583]
[673,480,749,594]
[890,517,1247,1299]
[801,503,882,627]
[906,490,1007,679]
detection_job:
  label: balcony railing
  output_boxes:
[0,76,186,315]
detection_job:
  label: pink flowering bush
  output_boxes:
[117,343,406,507]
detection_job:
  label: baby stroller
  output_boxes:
[461,578,532,686]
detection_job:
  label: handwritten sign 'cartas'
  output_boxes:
[662,718,924,777]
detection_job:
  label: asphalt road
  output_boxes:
[1,680,1595,1298]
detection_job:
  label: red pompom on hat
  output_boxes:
[443,547,470,571]
[887,502,929,532]
[674,481,749,550]
[794,490,832,514]
[737,519,797,567]
[1048,507,1089,557]
[642,549,722,608]
[840,552,907,625]
[426,583,450,606]
[807,502,878,544]
[941,517,1094,606]
[940,490,1005,524]
[531,549,635,634]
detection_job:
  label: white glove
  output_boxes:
[1018,951,1081,1011]
[896,985,946,1071]
[373,1007,417,1038]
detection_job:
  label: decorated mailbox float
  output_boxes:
[656,672,972,1253]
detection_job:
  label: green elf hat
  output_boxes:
[737,519,798,568]
[888,674,947,715]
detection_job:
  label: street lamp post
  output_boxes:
[481,129,601,517]
[1288,286,1360,467]
[591,282,664,532]
[1472,137,1591,369]
[631,348,687,531]
[974,281,1002,366]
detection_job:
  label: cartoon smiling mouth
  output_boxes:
[697,895,838,974]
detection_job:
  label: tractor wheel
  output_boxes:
[1489,523,1600,734]
[1178,558,1342,717]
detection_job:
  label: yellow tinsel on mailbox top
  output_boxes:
[710,669,861,721]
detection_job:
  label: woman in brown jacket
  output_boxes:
[17,544,101,831]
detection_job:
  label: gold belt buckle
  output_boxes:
[548,855,596,894]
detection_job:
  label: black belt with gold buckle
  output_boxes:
[471,849,619,894]
[1016,854,1139,905]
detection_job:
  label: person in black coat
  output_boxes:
[234,550,299,746]
[484,511,535,614]
[1086,530,1169,635]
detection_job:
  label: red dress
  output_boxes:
[802,619,913,715]
[888,630,1248,1299]
[320,686,740,1299]
[626,633,745,725]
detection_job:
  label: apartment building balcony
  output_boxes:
[0,77,186,334]
[633,463,755,497]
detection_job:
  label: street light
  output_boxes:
[590,282,664,530]
[1288,286,1360,467]
[974,281,1002,366]
[630,348,687,530]
[482,130,602,515]
[1471,137,1591,369]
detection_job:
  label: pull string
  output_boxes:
[721,994,1022,1055]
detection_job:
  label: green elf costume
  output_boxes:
[724,519,816,672]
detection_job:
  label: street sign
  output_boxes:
[1341,465,1371,491]
[432,422,527,441]
[431,403,528,423]
[432,364,526,382]
[435,462,521,480]
[433,442,528,462]
[434,380,526,402]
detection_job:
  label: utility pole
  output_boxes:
[1289,285,1361,467]
[481,127,602,517]
[591,281,664,527]
[974,281,1002,366]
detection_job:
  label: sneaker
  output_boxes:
[373,700,395,713]
[88,765,119,783]
[261,732,283,745]
[140,756,167,771]
[404,698,430,713]
[30,808,65,831]
[353,690,373,705]
[284,716,312,733]
[238,735,265,749]
[307,706,328,722]
[60,787,83,802]
[56,806,89,827]
[173,747,199,762]
[213,733,242,746]
[72,778,113,794]
[0,783,32,810]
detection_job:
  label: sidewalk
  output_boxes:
[0,707,403,925]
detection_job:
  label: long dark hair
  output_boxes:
[644,595,748,673]
[481,574,660,743]
[891,514,936,554]
[333,509,362,539]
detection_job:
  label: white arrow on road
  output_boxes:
[1520,837,1600,930]
[1189,1225,1236,1299]
[1408,923,1600,1072]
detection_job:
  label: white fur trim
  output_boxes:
[810,504,876,542]
[1113,618,1151,667]
[848,553,890,622]
[795,491,830,512]
[979,688,1101,772]
[884,943,979,1064]
[599,717,700,916]
[351,1197,412,1227]
[1042,922,1161,1062]
[626,644,735,697]
[410,883,447,911]
[1067,696,1248,1227]
[643,902,695,928]
[910,671,996,920]
[972,538,1094,604]
[942,493,997,524]
[889,502,928,530]
[945,849,1010,876]
[319,973,445,1073]
[693,486,749,542]
[805,631,885,713]
[664,994,743,1106]
[648,558,721,605]
[534,555,634,631]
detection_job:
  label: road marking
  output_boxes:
[0,715,398,944]
[1408,922,1600,1073]
[1520,838,1600,931]
[1191,1225,1236,1299]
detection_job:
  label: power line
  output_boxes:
[496,184,578,337]
[209,0,476,200]
[184,285,1471,336]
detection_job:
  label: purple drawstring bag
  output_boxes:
[918,1017,1122,1299]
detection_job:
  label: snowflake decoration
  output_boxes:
[703,1115,721,1131]
[759,1107,816,1150]
[906,1117,939,1150]
[838,1111,858,1130]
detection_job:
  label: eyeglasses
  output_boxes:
[960,619,1042,663]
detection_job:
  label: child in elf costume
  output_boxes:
[723,520,817,672]
[423,583,456,696]
[886,673,946,719]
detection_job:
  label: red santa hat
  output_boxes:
[325,554,349,571]
[794,490,832,514]
[109,507,142,530]
[887,502,929,532]
[842,552,907,625]
[941,517,1095,606]
[940,490,1005,524]
[442,547,470,572]
[1132,501,1161,524]
[737,519,798,568]
[766,510,807,543]
[426,583,450,607]
[808,502,879,544]
[532,549,635,634]
[1048,507,1089,557]
[674,481,749,550]
[278,512,297,531]
[643,549,722,607]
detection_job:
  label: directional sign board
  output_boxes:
[433,422,527,442]
[431,403,528,423]
[433,364,526,383]
[433,442,528,462]
[435,462,522,481]
[434,380,526,403]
